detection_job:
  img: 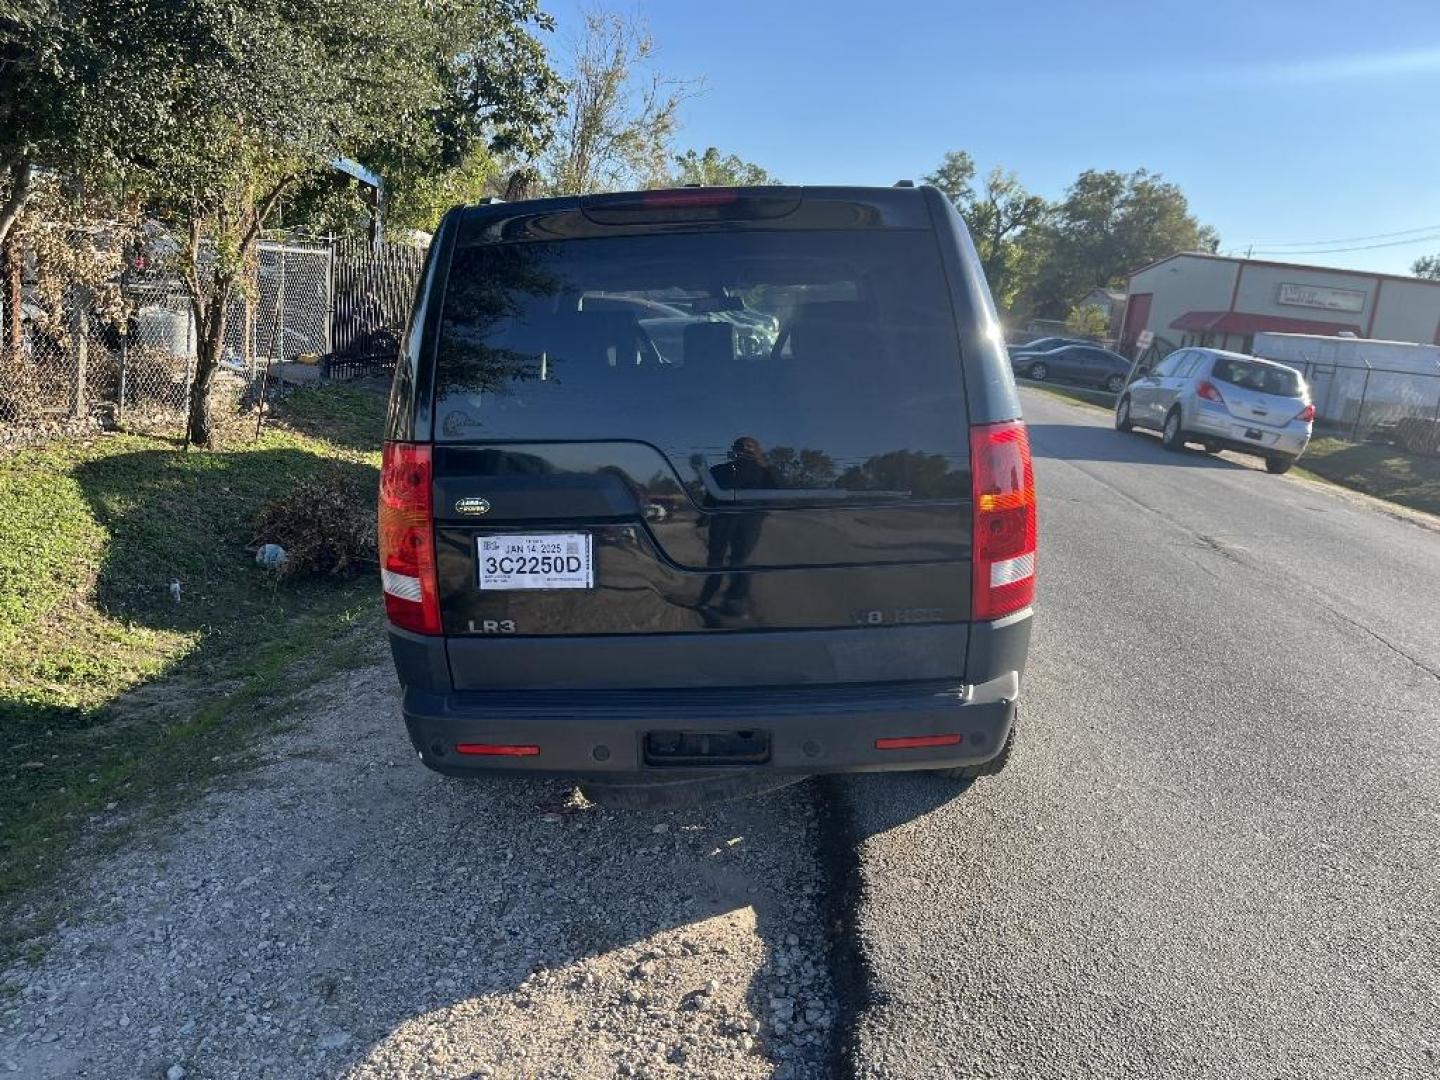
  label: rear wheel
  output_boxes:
[1265,455,1296,475]
[1115,395,1134,432]
[1105,374,1125,394]
[1161,408,1186,452]
[1027,361,1048,381]
[932,719,1016,785]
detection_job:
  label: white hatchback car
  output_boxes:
[1116,347,1314,473]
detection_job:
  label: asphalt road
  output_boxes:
[834,388,1440,1079]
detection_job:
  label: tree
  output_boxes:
[1025,169,1217,318]
[673,147,775,187]
[543,7,699,195]
[109,0,560,446]
[925,152,1048,311]
[1065,303,1110,340]
[1411,255,1440,280]
[923,150,976,207]
[965,169,1050,311]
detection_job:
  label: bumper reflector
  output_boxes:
[875,733,962,750]
[455,743,541,757]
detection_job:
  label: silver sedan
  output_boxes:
[1116,347,1314,473]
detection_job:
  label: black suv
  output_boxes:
[380,185,1035,797]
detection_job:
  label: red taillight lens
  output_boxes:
[1296,403,1316,423]
[1197,380,1224,402]
[971,420,1037,622]
[455,743,541,757]
[875,734,962,750]
[379,441,440,635]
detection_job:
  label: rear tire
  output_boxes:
[1265,455,1296,475]
[1115,395,1134,432]
[931,719,1016,784]
[1027,362,1048,381]
[1161,408,1186,452]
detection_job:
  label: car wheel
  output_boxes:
[1161,408,1186,451]
[932,718,1016,785]
[1027,362,1048,381]
[1115,395,1134,432]
[1265,455,1295,475]
[1105,374,1125,394]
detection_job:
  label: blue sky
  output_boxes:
[542,0,1440,275]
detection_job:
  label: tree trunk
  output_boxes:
[0,158,34,251]
[2,232,21,359]
[185,293,229,448]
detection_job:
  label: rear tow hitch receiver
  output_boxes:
[644,730,771,767]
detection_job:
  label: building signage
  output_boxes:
[1277,282,1366,314]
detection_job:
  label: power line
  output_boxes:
[1231,222,1440,251]
[1235,231,1440,257]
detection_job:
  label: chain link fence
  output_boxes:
[1,233,425,445]
[1278,356,1440,450]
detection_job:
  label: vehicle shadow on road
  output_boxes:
[1026,423,1253,470]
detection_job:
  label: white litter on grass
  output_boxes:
[255,544,289,570]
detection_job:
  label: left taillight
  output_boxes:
[1296,403,1316,423]
[971,420,1037,622]
[379,441,440,635]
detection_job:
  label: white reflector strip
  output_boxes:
[382,569,423,602]
[989,552,1035,588]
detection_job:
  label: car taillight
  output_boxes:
[1197,380,1224,403]
[1296,403,1316,423]
[971,420,1036,622]
[379,441,440,635]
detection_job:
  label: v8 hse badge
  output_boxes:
[478,533,594,591]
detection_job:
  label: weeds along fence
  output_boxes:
[1,234,427,443]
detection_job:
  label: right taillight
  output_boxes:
[1296,403,1316,423]
[1197,380,1224,403]
[379,441,440,635]
[971,420,1037,622]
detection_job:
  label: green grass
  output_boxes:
[1298,437,1440,518]
[0,383,388,953]
[1016,378,1117,412]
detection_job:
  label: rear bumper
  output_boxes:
[401,675,1018,777]
[1190,406,1310,457]
[388,615,1030,778]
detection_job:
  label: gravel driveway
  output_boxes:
[1,644,836,1079]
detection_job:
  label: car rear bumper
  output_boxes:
[388,614,1030,778]
[400,674,1018,777]
[1190,408,1310,457]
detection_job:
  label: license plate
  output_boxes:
[477,533,593,590]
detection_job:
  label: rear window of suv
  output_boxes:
[1211,356,1303,397]
[432,229,970,497]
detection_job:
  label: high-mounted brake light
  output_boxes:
[971,420,1036,622]
[1197,380,1224,403]
[1296,403,1316,423]
[379,441,441,634]
[640,188,741,208]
